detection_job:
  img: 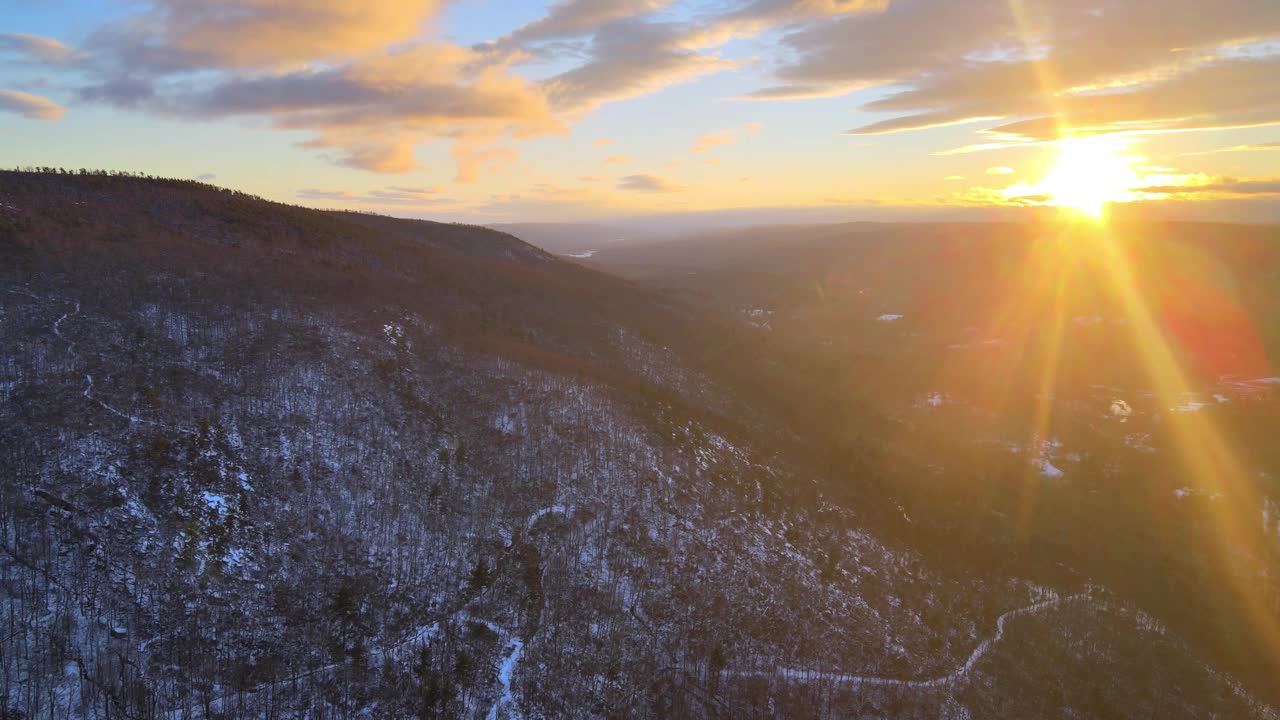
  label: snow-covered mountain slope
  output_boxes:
[1,171,1275,719]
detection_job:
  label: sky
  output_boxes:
[1,0,1279,225]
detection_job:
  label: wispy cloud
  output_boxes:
[1135,176,1280,196]
[1220,142,1280,152]
[0,33,78,63]
[298,185,453,205]
[617,173,684,192]
[692,121,761,153]
[0,90,65,120]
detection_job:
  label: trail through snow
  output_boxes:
[463,616,525,720]
[37,293,195,434]
[525,503,570,532]
[724,592,1089,690]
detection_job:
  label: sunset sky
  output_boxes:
[3,0,1279,224]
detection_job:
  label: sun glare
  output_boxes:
[1007,136,1143,219]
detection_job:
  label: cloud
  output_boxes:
[1135,177,1280,196]
[745,0,1006,100]
[65,2,566,178]
[82,42,564,176]
[386,185,440,195]
[486,0,672,50]
[592,138,612,147]
[143,0,444,68]
[0,90,65,120]
[297,188,357,200]
[617,173,684,192]
[603,155,629,165]
[298,185,454,206]
[195,172,216,181]
[1221,142,1280,152]
[986,166,1014,175]
[38,0,901,181]
[692,129,734,153]
[849,53,1280,142]
[536,0,884,115]
[754,0,1280,144]
[0,33,77,63]
[578,174,608,182]
[685,0,888,48]
[543,19,738,114]
[691,121,762,152]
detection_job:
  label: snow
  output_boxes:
[1171,398,1211,413]
[915,392,947,408]
[742,307,774,329]
[1034,459,1064,479]
[526,504,569,531]
[947,338,1004,349]
[877,314,904,322]
[1109,399,1133,420]
[566,250,596,259]
[1173,487,1222,501]
[201,492,229,515]
[459,615,525,720]
[488,637,525,720]
[1124,433,1155,453]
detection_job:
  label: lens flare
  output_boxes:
[1005,136,1143,219]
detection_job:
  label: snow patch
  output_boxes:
[877,314,904,322]
[1109,399,1133,420]
[201,492,229,515]
[1034,459,1064,479]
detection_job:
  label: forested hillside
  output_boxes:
[1,171,1276,719]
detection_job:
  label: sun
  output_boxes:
[1008,135,1143,219]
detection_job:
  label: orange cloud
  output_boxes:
[0,33,78,63]
[158,0,444,67]
[0,90,65,120]
[693,130,734,153]
[692,121,762,152]
[603,155,630,165]
[106,42,565,175]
